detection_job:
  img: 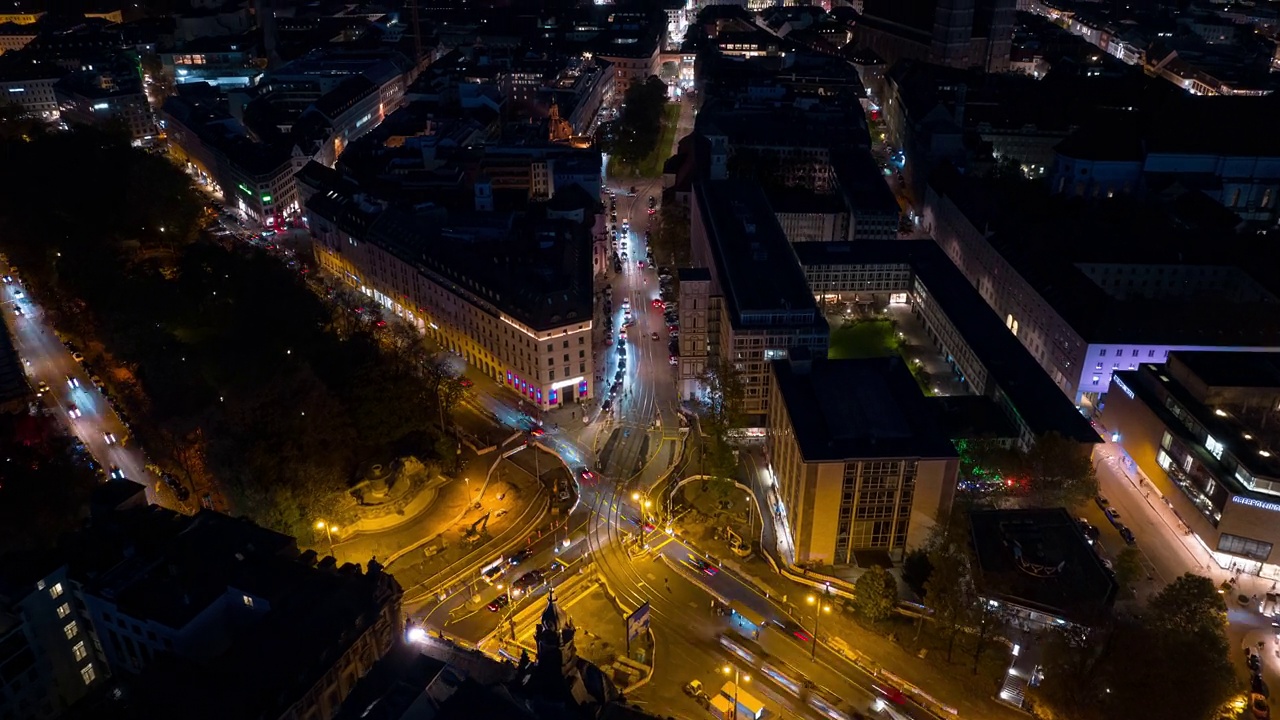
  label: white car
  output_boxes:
[103,431,116,445]
[13,289,23,298]
[67,404,82,419]
[66,375,80,389]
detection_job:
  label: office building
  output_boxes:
[924,167,1280,407]
[681,180,829,423]
[854,0,1017,73]
[1102,353,1280,578]
[768,353,959,563]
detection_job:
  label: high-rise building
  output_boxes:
[855,0,1016,73]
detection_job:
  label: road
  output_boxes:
[0,276,172,508]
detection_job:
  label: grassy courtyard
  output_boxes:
[828,319,899,359]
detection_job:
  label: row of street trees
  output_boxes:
[597,76,668,169]
[0,127,456,541]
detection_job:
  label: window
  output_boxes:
[56,603,70,619]
[63,622,78,640]
[1132,349,1139,357]
[72,641,87,662]
[1095,363,1103,370]
[1099,349,1107,357]
[1148,349,1156,357]
[242,595,254,608]
[80,664,95,685]
[1218,533,1273,561]
[578,337,585,345]
[49,583,64,599]
[547,358,554,366]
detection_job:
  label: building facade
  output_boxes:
[767,354,959,563]
[1102,353,1280,578]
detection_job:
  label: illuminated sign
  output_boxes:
[1114,376,1135,400]
[92,102,109,110]
[1233,496,1280,514]
[261,194,273,203]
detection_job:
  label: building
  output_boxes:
[1102,353,1280,578]
[1049,94,1280,226]
[305,168,596,409]
[0,22,36,55]
[924,168,1280,408]
[55,64,154,142]
[161,93,304,228]
[1,481,402,720]
[0,56,61,121]
[767,187,850,243]
[682,180,829,422]
[593,16,661,99]
[968,508,1118,628]
[160,34,264,89]
[853,0,1017,74]
[768,353,959,563]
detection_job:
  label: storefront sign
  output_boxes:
[1232,496,1280,514]
[1114,376,1135,400]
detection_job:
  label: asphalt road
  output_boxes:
[1,277,172,508]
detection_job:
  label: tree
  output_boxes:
[1112,546,1144,595]
[901,548,933,599]
[1012,432,1099,508]
[853,565,898,623]
[923,540,972,661]
[650,200,691,268]
[697,359,745,480]
[1029,574,1234,720]
[610,75,668,166]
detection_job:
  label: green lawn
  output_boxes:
[637,103,681,178]
[828,319,898,359]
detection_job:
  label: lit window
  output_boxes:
[242,595,254,608]
[72,641,87,662]
[80,664,95,685]
[50,583,64,599]
[56,603,70,619]
[63,621,78,640]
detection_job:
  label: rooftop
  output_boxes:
[694,179,821,327]
[792,240,1099,443]
[969,508,1117,626]
[772,354,957,463]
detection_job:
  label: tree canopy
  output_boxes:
[600,76,668,166]
[853,565,898,623]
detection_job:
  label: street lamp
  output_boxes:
[806,585,833,661]
[315,520,337,555]
[721,664,750,720]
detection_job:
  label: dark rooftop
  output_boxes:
[969,508,1118,626]
[1172,351,1280,391]
[772,355,957,462]
[694,180,820,327]
[792,240,1099,444]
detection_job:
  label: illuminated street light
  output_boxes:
[721,664,749,717]
[806,584,833,661]
[315,520,337,555]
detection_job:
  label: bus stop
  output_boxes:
[727,601,766,639]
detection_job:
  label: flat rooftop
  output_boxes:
[1172,351,1280,391]
[969,508,1117,626]
[792,240,1099,444]
[772,355,957,462]
[694,179,821,326]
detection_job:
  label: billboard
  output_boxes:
[626,602,651,641]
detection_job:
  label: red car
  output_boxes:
[459,378,474,387]
[530,427,546,437]
[873,682,907,706]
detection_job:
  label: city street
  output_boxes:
[0,276,172,508]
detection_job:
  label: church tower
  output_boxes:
[535,591,578,680]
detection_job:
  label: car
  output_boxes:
[1077,519,1100,543]
[90,375,103,389]
[487,594,511,612]
[651,299,663,308]
[771,618,813,642]
[668,324,680,333]
[529,427,545,438]
[1094,495,1109,509]
[66,403,82,419]
[687,554,719,576]
[459,378,474,388]
[35,380,48,396]
[615,369,624,382]
[638,261,645,268]
[873,682,908,706]
[71,352,84,363]
[375,319,388,328]
[619,329,627,340]
[12,289,22,299]
[1118,525,1137,545]
[1105,507,1121,523]
[514,570,545,591]
[577,467,597,483]
[510,548,534,565]
[669,355,678,366]
[1,275,9,283]
[1252,693,1271,720]
[66,375,80,389]
[668,329,679,338]
[12,305,22,316]
[103,431,116,445]
[601,398,613,412]
[108,466,125,479]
